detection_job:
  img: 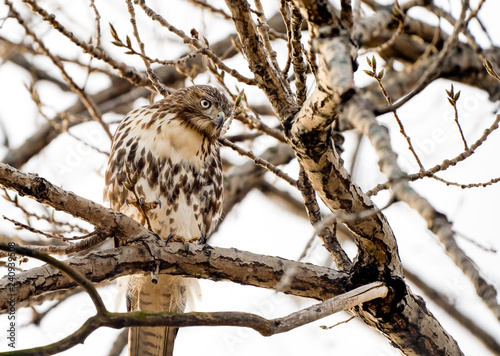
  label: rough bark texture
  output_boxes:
[0,241,351,312]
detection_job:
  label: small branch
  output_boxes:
[318,195,396,231]
[219,137,297,188]
[89,0,102,47]
[2,189,91,235]
[224,0,297,119]
[2,215,97,242]
[0,242,106,314]
[222,144,295,219]
[377,0,469,114]
[125,0,169,97]
[297,166,352,270]
[446,84,468,150]
[368,114,500,196]
[15,232,108,256]
[253,0,280,71]
[186,0,232,20]
[0,162,146,239]
[320,315,355,330]
[135,0,256,85]
[21,0,150,87]
[428,175,500,189]
[6,0,113,141]
[280,0,293,76]
[235,103,286,143]
[365,56,424,171]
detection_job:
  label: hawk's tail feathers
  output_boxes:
[126,274,197,356]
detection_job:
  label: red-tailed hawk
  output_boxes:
[104,85,232,356]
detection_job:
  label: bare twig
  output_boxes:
[320,315,355,330]
[377,0,470,114]
[219,137,297,188]
[125,0,169,97]
[136,0,256,86]
[446,84,468,150]
[21,0,150,87]
[365,56,424,171]
[186,0,232,20]
[297,166,351,270]
[280,0,293,76]
[6,0,113,141]
[368,114,500,196]
[2,215,97,242]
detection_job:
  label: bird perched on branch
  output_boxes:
[104,85,232,356]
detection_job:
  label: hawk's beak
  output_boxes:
[216,111,225,129]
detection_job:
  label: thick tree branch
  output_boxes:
[0,240,353,313]
[345,97,500,322]
[257,1,466,354]
[225,0,298,119]
[405,268,500,355]
[0,163,145,239]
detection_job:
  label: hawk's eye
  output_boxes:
[200,99,212,109]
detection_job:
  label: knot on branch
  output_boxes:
[21,175,49,199]
[350,262,407,316]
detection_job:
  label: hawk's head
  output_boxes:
[167,85,233,140]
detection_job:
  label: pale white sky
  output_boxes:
[0,1,499,355]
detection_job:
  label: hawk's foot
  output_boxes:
[125,198,161,213]
[166,233,186,243]
[165,235,204,254]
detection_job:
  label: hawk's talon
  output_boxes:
[125,199,130,206]
[166,233,175,243]
[138,197,145,206]
[199,235,207,244]
[184,242,190,256]
[154,199,162,208]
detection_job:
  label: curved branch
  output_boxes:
[2,282,386,356]
[0,242,106,314]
